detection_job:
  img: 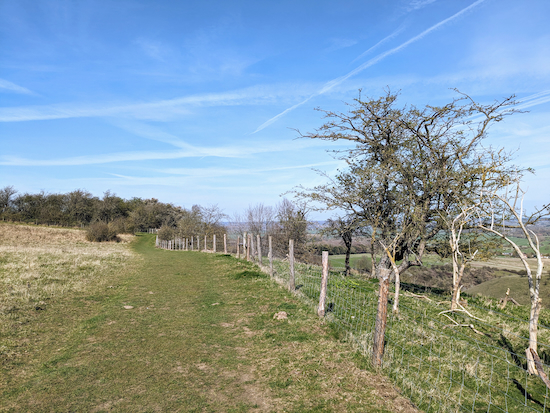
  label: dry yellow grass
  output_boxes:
[0,223,135,319]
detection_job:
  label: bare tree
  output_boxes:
[478,181,550,375]
[201,204,227,236]
[242,203,275,255]
[272,198,309,259]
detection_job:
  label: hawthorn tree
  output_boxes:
[294,89,518,366]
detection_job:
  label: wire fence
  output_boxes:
[154,231,550,412]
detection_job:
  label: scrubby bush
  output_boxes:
[86,221,119,242]
[109,217,134,234]
[157,225,175,241]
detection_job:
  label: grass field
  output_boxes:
[270,256,550,412]
[1,226,416,412]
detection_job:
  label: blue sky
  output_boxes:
[1,0,549,219]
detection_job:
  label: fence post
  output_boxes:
[246,234,251,261]
[237,235,240,258]
[213,234,216,253]
[372,269,391,368]
[257,235,262,265]
[156,235,158,247]
[204,235,207,251]
[250,235,255,261]
[224,234,227,254]
[269,235,273,277]
[191,237,194,251]
[289,239,295,291]
[318,251,329,317]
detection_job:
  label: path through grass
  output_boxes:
[2,234,416,412]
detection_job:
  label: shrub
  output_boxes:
[109,217,133,234]
[86,221,119,242]
[157,225,175,241]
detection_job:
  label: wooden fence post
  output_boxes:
[372,269,391,368]
[269,235,273,277]
[257,234,262,265]
[318,251,329,317]
[213,234,216,253]
[289,239,295,291]
[204,235,207,252]
[237,235,240,258]
[191,237,194,250]
[250,235,255,261]
[224,234,227,254]
[246,234,251,261]
[155,235,158,247]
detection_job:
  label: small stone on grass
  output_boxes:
[273,311,288,320]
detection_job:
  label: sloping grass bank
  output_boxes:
[2,232,416,412]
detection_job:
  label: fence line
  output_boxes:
[153,231,550,412]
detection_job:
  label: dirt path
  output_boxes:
[2,234,417,412]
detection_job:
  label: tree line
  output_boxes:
[0,186,312,260]
[0,187,197,233]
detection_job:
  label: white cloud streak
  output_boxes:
[408,0,438,11]
[515,90,550,111]
[0,133,328,166]
[350,24,407,64]
[0,84,308,122]
[0,78,34,95]
[253,0,487,134]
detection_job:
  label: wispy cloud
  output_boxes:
[0,78,34,95]
[0,84,310,122]
[325,38,358,53]
[158,161,340,177]
[253,0,488,133]
[515,90,550,111]
[407,0,438,11]
[350,24,407,64]
[0,150,199,166]
[135,38,172,62]
[0,132,328,166]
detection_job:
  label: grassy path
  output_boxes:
[2,234,416,412]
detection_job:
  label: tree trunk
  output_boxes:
[373,267,392,368]
[527,297,542,375]
[343,231,352,276]
[370,231,376,276]
[451,260,465,311]
[391,264,400,315]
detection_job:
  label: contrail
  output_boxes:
[350,24,407,64]
[253,0,487,134]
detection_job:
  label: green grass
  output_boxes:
[270,256,550,413]
[1,233,416,412]
[328,253,370,269]
[467,273,550,306]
